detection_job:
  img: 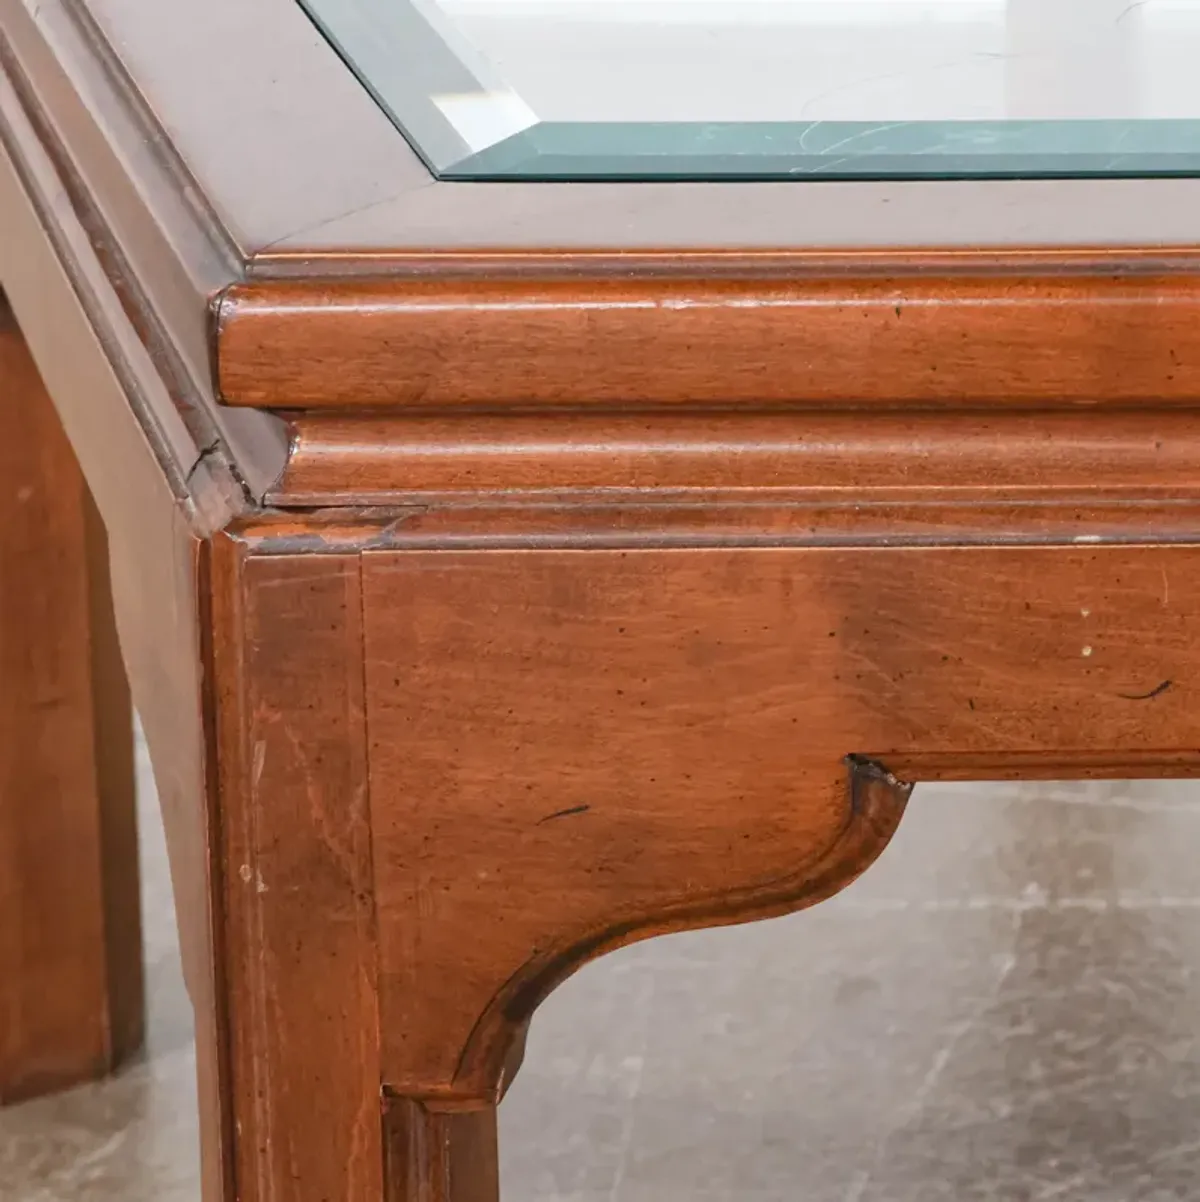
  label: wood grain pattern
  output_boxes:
[209,538,383,1202]
[385,1099,499,1202]
[0,299,141,1103]
[219,268,1200,411]
[358,540,1200,1105]
[24,8,1200,1201]
[274,409,1200,505]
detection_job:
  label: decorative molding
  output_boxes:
[219,266,1200,411]
[450,756,912,1100]
[270,409,1200,508]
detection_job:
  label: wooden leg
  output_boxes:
[196,534,506,1202]
[386,1101,500,1202]
[0,299,143,1104]
[203,530,915,1202]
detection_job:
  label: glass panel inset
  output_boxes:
[296,0,1200,180]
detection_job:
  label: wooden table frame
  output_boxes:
[6,1,1200,1199]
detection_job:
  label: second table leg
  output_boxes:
[0,297,142,1104]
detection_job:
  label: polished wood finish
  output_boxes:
[219,265,1200,411]
[10,0,1200,1199]
[385,1099,500,1202]
[0,298,141,1103]
[209,539,384,1202]
[273,409,1200,504]
[359,537,1192,1102]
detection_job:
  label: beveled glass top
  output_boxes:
[297,0,1200,180]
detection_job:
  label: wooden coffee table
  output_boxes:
[6,1,1200,1198]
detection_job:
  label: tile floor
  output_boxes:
[4,738,1200,1200]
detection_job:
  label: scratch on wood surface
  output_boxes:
[537,804,591,825]
[1117,680,1172,701]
